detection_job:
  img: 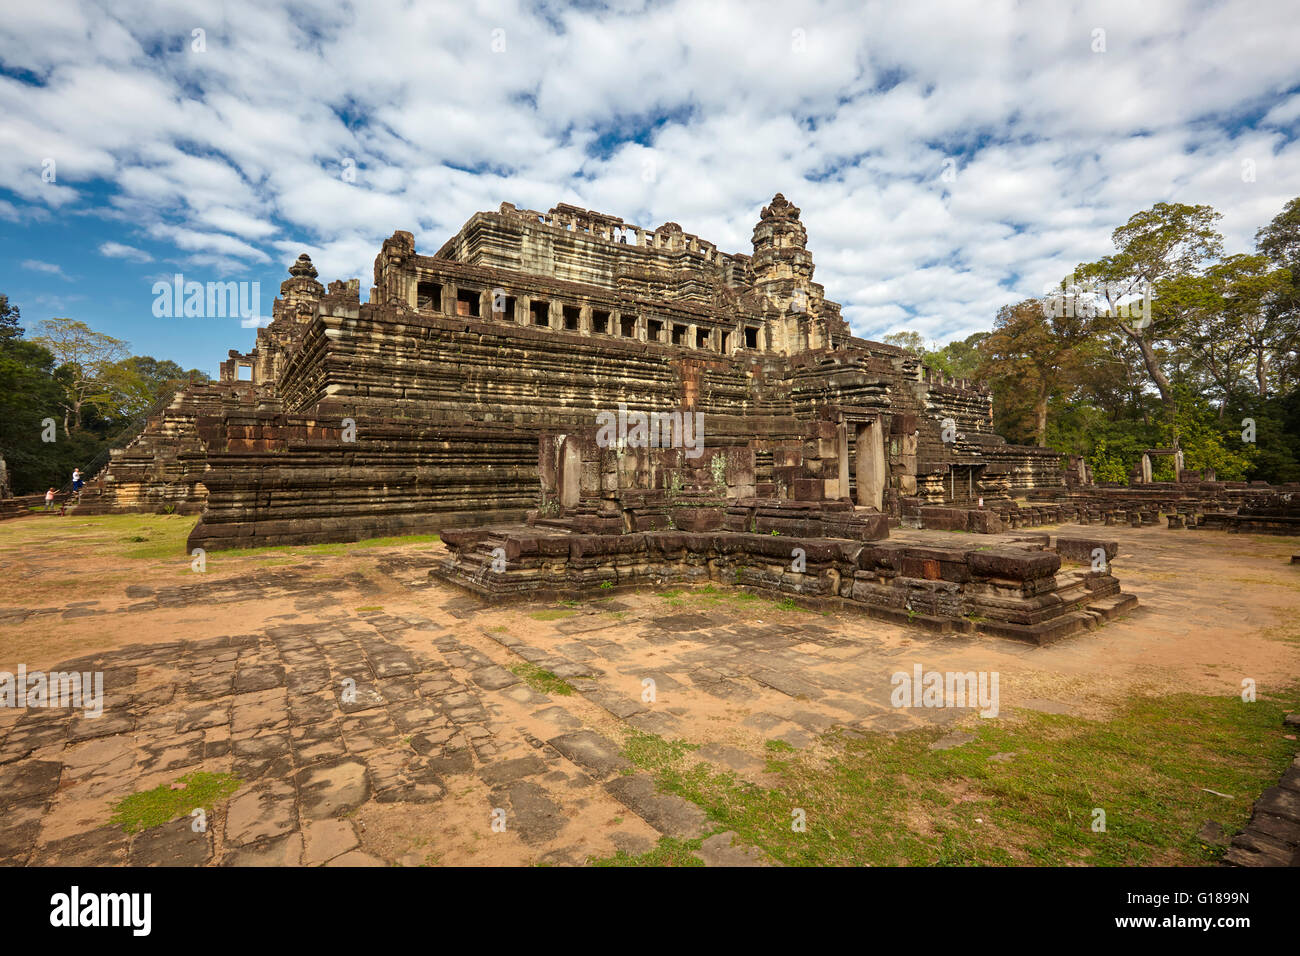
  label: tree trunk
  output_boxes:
[1121,322,1177,447]
[1034,387,1049,446]
[1121,323,1174,408]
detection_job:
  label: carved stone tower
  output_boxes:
[750,194,843,353]
[279,253,325,320]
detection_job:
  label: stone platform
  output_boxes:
[432,526,1136,644]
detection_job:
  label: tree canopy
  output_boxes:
[885,194,1300,484]
[0,308,211,494]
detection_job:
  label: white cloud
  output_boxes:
[2,0,1299,344]
[21,259,71,279]
[98,241,154,263]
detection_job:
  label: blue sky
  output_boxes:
[2,0,1299,375]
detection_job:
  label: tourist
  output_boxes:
[44,488,55,511]
[72,467,83,497]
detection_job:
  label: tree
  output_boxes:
[0,294,21,345]
[927,332,988,379]
[1208,255,1293,398]
[976,299,1094,445]
[1255,196,1300,391]
[1076,202,1224,419]
[0,318,66,494]
[126,356,209,403]
[32,318,130,436]
[1256,195,1300,270]
[882,330,927,356]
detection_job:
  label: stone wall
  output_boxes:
[77,382,258,516]
[432,527,1134,644]
[186,413,538,550]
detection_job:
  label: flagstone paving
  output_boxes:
[0,522,1297,865]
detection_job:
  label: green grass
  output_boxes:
[0,514,203,561]
[0,514,442,563]
[618,688,1299,866]
[656,584,817,615]
[109,771,242,833]
[509,662,574,696]
[527,608,578,622]
[592,836,707,867]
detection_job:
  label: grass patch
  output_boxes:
[527,608,578,622]
[509,662,574,696]
[0,515,439,564]
[109,771,241,834]
[656,584,817,615]
[0,514,201,562]
[619,688,1299,866]
[592,836,706,867]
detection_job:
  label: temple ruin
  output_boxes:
[82,194,1066,538]
[70,191,1300,640]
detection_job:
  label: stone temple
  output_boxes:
[86,193,1066,540]
[75,192,1300,639]
[68,193,1166,643]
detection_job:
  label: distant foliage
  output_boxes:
[0,302,211,495]
[906,193,1300,485]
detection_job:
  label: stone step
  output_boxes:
[1086,593,1139,621]
[976,610,1098,646]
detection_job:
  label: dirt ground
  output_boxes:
[0,513,1297,866]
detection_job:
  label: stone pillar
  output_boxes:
[1140,453,1152,484]
[580,305,592,334]
[855,420,886,510]
[836,423,850,500]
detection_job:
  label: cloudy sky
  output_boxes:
[2,0,1299,374]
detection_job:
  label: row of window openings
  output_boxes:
[417,281,759,350]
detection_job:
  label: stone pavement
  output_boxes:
[2,558,828,866]
[2,524,1297,866]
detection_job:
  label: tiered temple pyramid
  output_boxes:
[85,192,1067,550]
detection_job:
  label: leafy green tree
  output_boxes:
[882,330,926,356]
[926,332,988,379]
[0,294,21,344]
[0,337,66,491]
[1255,196,1300,391]
[1161,394,1256,480]
[1076,202,1224,418]
[32,318,130,435]
[126,356,210,402]
[976,299,1094,445]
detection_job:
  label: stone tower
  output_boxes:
[750,194,840,353]
[279,253,325,319]
[752,193,814,302]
